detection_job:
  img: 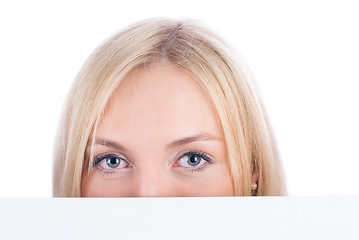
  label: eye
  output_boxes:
[94,154,131,170]
[175,151,212,169]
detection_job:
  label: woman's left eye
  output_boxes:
[175,152,212,169]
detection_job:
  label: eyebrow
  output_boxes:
[165,133,223,150]
[88,138,127,151]
[88,133,223,151]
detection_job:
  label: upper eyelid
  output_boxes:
[93,153,130,167]
[178,151,213,162]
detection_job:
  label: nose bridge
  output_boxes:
[134,164,172,197]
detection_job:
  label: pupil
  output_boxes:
[189,156,198,163]
[110,158,118,165]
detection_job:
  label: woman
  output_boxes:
[53,18,286,197]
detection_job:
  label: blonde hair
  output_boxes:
[53,18,286,197]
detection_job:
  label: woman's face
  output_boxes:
[82,64,234,197]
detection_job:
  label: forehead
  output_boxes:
[98,64,222,141]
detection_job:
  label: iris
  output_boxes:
[106,157,120,168]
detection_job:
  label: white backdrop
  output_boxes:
[0,0,358,197]
[1,197,358,239]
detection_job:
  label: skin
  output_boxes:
[81,63,234,197]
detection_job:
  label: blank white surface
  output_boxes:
[0,0,358,197]
[0,197,358,240]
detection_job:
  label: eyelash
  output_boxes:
[92,151,213,177]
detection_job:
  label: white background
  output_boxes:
[0,0,358,197]
[1,197,358,239]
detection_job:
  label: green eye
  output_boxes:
[187,155,201,166]
[106,157,121,168]
[175,151,212,170]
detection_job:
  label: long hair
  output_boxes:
[53,18,287,197]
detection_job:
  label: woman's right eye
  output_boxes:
[93,154,131,170]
